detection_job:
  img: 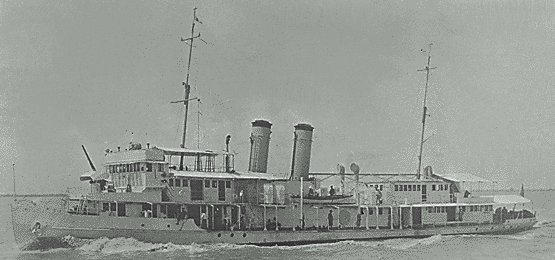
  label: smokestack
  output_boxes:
[248,120,272,173]
[291,123,314,180]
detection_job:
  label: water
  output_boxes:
[1,191,555,260]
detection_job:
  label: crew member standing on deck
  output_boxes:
[328,209,334,230]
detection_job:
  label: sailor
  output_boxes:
[328,209,334,229]
[375,186,382,205]
[329,186,336,196]
[308,186,314,197]
[464,190,471,198]
[200,212,207,228]
[356,212,362,228]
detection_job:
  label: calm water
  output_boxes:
[1,191,554,260]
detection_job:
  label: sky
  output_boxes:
[0,0,554,194]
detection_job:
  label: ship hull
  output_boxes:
[12,196,537,250]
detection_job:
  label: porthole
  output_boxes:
[243,233,247,238]
[167,224,171,228]
[230,233,234,237]
[217,233,221,237]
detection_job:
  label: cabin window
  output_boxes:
[394,185,398,191]
[427,207,433,213]
[110,203,116,212]
[378,208,383,215]
[411,185,416,191]
[432,184,436,191]
[403,185,407,191]
[183,179,189,187]
[225,181,231,188]
[175,179,181,187]
[445,184,449,191]
[212,180,217,188]
[158,164,164,172]
[368,208,373,215]
[103,203,109,212]
[205,180,210,188]
[408,185,412,191]
[146,163,152,172]
[417,185,421,191]
[470,206,474,212]
[169,179,174,186]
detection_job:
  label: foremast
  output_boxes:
[172,8,202,171]
[416,44,436,179]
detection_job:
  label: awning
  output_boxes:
[170,169,286,181]
[432,172,494,183]
[481,195,531,204]
[155,147,231,156]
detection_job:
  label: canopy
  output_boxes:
[155,147,232,156]
[481,195,531,204]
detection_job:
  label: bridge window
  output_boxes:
[225,181,231,188]
[205,180,210,188]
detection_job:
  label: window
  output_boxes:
[470,206,474,212]
[417,185,421,191]
[439,185,443,191]
[412,185,416,191]
[110,203,116,212]
[435,207,439,213]
[159,164,164,172]
[103,203,109,211]
[368,208,373,215]
[379,185,383,191]
[146,163,152,172]
[408,185,412,191]
[212,180,217,188]
[183,179,189,187]
[445,184,449,191]
[404,185,408,191]
[225,181,231,188]
[205,180,210,188]
[175,179,181,187]
[378,208,383,215]
[395,185,398,191]
[432,184,436,191]
[169,179,174,186]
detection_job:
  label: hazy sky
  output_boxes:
[1,0,554,193]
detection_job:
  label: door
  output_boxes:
[421,184,427,202]
[190,180,203,200]
[412,207,422,227]
[218,181,226,201]
[447,206,456,221]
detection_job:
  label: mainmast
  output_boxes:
[172,8,202,170]
[416,43,436,179]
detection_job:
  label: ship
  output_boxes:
[11,8,537,250]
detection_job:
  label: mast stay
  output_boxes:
[416,43,437,180]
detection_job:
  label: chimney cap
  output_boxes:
[294,123,314,131]
[252,119,272,128]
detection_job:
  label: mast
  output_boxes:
[172,8,202,170]
[416,43,436,179]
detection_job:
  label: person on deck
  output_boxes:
[308,186,314,197]
[329,186,336,196]
[328,209,334,230]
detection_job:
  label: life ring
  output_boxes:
[31,222,42,234]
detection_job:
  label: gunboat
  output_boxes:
[11,8,537,250]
